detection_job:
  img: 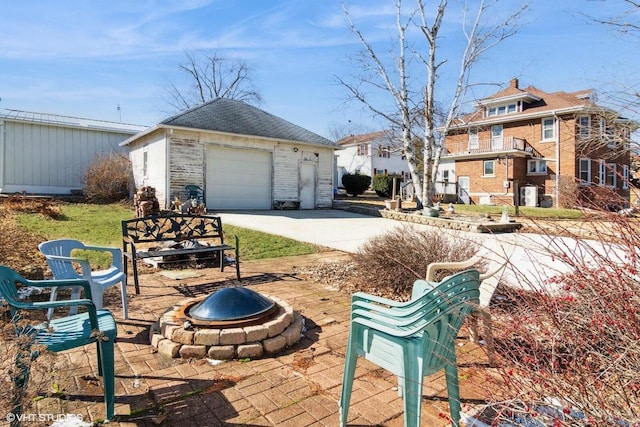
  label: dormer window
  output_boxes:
[487,102,519,117]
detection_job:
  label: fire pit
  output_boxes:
[151,287,303,360]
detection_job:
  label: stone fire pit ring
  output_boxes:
[151,294,303,360]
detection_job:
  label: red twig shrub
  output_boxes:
[490,211,640,425]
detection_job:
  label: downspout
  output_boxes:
[554,114,560,208]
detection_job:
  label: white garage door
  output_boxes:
[206,146,272,210]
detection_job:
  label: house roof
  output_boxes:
[336,130,389,146]
[456,83,597,127]
[154,98,334,147]
[0,108,147,134]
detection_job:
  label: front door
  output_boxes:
[458,176,470,204]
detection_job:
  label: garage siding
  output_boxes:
[273,144,303,204]
[168,136,205,202]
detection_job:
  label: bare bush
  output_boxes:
[350,225,480,300]
[1,311,59,424]
[490,212,640,425]
[83,153,132,203]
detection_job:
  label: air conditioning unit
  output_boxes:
[520,186,538,207]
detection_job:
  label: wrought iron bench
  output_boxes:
[122,214,240,294]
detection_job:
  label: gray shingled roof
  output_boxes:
[161,98,335,147]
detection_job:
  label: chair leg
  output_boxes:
[98,340,115,421]
[120,278,129,320]
[131,258,140,295]
[47,287,59,320]
[402,348,424,427]
[339,327,359,427]
[444,362,462,427]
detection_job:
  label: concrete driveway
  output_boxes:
[218,209,624,293]
[218,209,408,253]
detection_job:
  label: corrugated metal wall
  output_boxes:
[2,120,133,194]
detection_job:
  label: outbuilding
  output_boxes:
[0,109,146,195]
[121,98,337,210]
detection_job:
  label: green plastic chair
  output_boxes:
[339,269,480,427]
[0,266,117,422]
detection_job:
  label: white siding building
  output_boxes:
[336,131,410,186]
[0,109,146,195]
[336,130,457,199]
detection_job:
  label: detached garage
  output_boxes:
[121,98,337,210]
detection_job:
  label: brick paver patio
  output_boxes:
[26,251,492,426]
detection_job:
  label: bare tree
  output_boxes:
[338,0,527,207]
[165,50,263,112]
[590,0,640,38]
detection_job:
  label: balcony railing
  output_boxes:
[444,136,541,157]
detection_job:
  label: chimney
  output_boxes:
[510,78,519,89]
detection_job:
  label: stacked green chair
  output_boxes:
[0,266,117,422]
[339,269,480,427]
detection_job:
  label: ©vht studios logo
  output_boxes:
[5,413,85,423]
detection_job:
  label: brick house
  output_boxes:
[444,79,633,208]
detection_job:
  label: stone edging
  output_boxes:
[150,295,303,360]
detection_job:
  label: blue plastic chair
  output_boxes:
[339,269,480,427]
[38,239,128,320]
[0,265,117,422]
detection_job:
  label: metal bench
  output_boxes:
[122,213,240,294]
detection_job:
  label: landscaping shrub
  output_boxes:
[341,173,371,197]
[489,212,640,425]
[372,174,401,198]
[83,153,133,203]
[349,224,480,300]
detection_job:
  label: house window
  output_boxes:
[468,128,479,149]
[491,125,503,149]
[600,118,617,147]
[527,159,547,175]
[577,115,591,138]
[357,144,369,156]
[142,150,148,178]
[606,163,617,187]
[542,118,555,141]
[378,146,391,158]
[579,158,591,185]
[487,102,518,117]
[598,160,606,186]
[623,165,629,189]
[483,160,495,177]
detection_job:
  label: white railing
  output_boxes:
[445,136,529,155]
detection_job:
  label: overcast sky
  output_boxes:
[0,0,638,139]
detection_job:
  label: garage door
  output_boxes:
[206,147,272,209]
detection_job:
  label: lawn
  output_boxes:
[10,201,317,269]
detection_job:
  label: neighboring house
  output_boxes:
[336,130,456,199]
[0,109,146,195]
[121,98,337,210]
[444,79,633,208]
